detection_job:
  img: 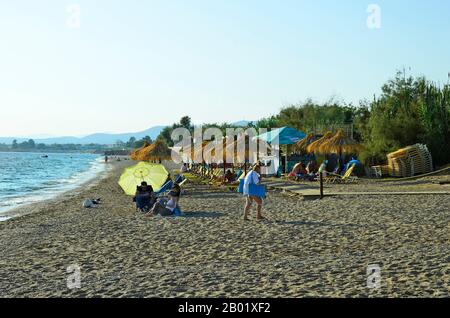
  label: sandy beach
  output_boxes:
[0,160,449,298]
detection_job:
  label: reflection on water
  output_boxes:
[0,152,105,215]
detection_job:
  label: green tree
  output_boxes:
[127,137,136,148]
[359,72,450,165]
[27,139,36,149]
[157,126,174,146]
[180,116,192,130]
[256,116,279,129]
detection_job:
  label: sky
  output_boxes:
[1,0,449,137]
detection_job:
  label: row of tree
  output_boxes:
[1,135,155,153]
[114,136,154,149]
[0,140,112,152]
[154,71,450,166]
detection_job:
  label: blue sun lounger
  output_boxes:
[155,180,173,196]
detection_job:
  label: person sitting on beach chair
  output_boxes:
[288,162,308,181]
[325,163,358,184]
[306,161,317,174]
[148,184,181,216]
[133,182,156,213]
[223,169,236,184]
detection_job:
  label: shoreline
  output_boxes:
[0,160,122,222]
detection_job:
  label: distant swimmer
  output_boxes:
[41,155,48,158]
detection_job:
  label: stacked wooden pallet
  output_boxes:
[386,144,433,177]
[380,165,391,176]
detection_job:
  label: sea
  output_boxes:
[0,152,105,221]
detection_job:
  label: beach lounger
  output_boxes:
[178,178,187,187]
[155,180,173,196]
[325,164,358,184]
[211,168,222,179]
[174,174,184,184]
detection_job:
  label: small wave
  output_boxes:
[0,154,105,218]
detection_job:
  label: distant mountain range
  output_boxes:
[232,120,256,127]
[0,126,166,145]
[0,120,256,145]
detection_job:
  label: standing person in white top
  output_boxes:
[243,163,264,221]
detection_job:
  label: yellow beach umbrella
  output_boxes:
[118,162,169,195]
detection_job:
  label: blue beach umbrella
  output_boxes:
[255,127,306,145]
[255,127,306,174]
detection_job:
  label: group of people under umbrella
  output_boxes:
[120,128,362,220]
[288,129,363,181]
[118,161,183,216]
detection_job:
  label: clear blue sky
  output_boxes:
[1,0,449,137]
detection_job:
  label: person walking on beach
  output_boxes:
[243,163,264,221]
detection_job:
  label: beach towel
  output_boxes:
[238,179,266,198]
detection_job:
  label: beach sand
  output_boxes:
[0,161,449,298]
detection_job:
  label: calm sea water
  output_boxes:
[0,152,105,220]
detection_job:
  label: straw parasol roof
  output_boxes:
[130,141,151,161]
[222,134,271,164]
[179,139,223,163]
[294,133,316,153]
[182,135,271,164]
[306,131,334,154]
[318,129,363,155]
[131,140,171,162]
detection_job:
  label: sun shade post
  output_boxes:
[320,173,324,199]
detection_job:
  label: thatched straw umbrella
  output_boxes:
[294,133,316,154]
[178,140,224,175]
[318,129,363,155]
[184,135,270,176]
[133,140,171,162]
[306,131,334,154]
[317,129,363,169]
[130,141,151,161]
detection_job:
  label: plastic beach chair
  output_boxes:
[174,174,183,184]
[155,180,173,196]
[325,164,358,184]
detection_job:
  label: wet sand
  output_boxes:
[0,161,449,297]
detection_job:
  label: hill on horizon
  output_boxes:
[0,120,257,145]
[0,126,166,145]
